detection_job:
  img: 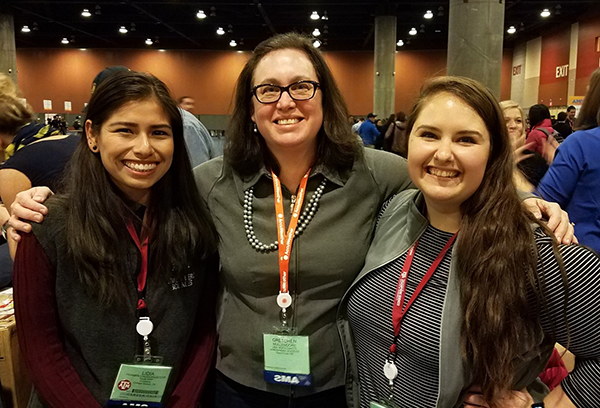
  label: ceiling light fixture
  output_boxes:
[197,10,206,19]
[216,27,225,35]
[61,37,69,44]
[209,6,216,17]
[321,11,329,20]
[419,24,425,33]
[507,26,516,34]
[80,48,87,51]
[424,10,433,19]
[130,23,136,32]
[323,25,329,34]
[313,28,320,36]
[409,27,417,36]
[21,25,31,33]
[397,39,404,46]
[227,24,233,33]
[540,8,551,18]
[230,40,237,47]
[95,5,101,15]
[119,26,128,34]
[159,49,165,52]
[311,11,320,20]
[145,38,153,45]
[32,22,39,31]
[81,8,91,17]
[313,39,322,48]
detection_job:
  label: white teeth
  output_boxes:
[428,168,459,178]
[124,161,157,172]
[276,118,300,125]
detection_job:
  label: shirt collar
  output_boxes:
[240,161,350,191]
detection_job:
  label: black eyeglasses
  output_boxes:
[251,80,320,104]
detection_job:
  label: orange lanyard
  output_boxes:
[272,169,310,311]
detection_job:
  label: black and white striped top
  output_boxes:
[346,226,600,407]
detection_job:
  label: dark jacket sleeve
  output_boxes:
[14,233,102,408]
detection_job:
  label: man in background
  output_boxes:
[358,113,380,148]
[566,105,576,128]
[178,96,195,113]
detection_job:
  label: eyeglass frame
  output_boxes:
[251,80,321,104]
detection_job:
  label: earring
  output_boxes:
[91,145,98,151]
[253,123,258,133]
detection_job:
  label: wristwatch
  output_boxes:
[1,220,10,241]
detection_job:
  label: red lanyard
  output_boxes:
[389,233,457,353]
[272,169,310,310]
[126,220,149,311]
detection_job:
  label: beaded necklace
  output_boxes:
[243,178,327,252]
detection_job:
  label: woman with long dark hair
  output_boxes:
[537,67,600,254]
[13,71,219,407]
[339,77,599,408]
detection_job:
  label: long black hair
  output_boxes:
[64,71,218,304]
[574,67,600,130]
[225,32,362,177]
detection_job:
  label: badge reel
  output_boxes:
[107,317,173,407]
[369,361,401,408]
[274,292,296,335]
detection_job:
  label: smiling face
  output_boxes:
[250,48,323,158]
[408,92,491,215]
[503,107,524,144]
[85,98,174,205]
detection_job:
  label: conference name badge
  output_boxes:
[263,333,312,386]
[109,364,172,404]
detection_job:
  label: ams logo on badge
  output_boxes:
[264,371,312,386]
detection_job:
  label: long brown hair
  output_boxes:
[574,67,600,131]
[225,32,362,177]
[64,71,218,304]
[406,76,568,405]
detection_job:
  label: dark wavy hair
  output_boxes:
[574,67,600,130]
[528,104,551,128]
[406,76,568,405]
[225,32,362,176]
[64,71,218,304]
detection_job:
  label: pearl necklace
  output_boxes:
[244,178,327,252]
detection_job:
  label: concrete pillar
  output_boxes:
[0,6,17,85]
[567,23,579,100]
[447,0,504,98]
[373,15,396,118]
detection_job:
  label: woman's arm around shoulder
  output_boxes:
[14,232,101,408]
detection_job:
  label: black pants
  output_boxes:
[214,373,347,408]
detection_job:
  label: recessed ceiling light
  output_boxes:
[311,11,320,20]
[21,25,31,33]
[145,38,153,45]
[313,28,320,36]
[321,11,329,20]
[80,48,87,51]
[216,27,225,35]
[409,27,417,36]
[313,39,321,48]
[61,37,69,44]
[230,40,237,47]
[159,49,165,52]
[81,8,91,17]
[540,8,551,18]
[197,10,206,19]
[424,10,433,19]
[397,39,404,47]
[507,26,516,34]
[119,26,128,34]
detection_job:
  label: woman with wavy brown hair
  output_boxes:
[338,76,599,408]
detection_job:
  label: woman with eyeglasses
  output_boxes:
[8,33,574,408]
